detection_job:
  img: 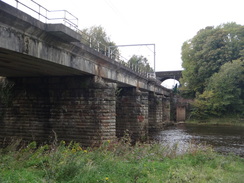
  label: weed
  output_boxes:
[0,139,243,182]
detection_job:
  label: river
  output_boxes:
[151,123,244,156]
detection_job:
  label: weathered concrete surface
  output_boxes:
[0,1,170,96]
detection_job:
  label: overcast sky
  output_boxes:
[3,0,244,87]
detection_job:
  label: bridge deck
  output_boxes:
[0,1,170,96]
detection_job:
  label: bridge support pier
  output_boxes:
[116,87,148,142]
[0,76,117,147]
[0,76,171,147]
[148,92,164,132]
[162,97,171,123]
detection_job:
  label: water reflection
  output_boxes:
[152,124,244,156]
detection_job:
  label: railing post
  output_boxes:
[108,47,110,57]
[45,9,47,23]
[64,10,66,23]
[38,5,40,20]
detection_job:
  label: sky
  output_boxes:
[3,0,244,87]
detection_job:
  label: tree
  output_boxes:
[128,55,153,73]
[80,25,120,59]
[207,59,244,114]
[180,22,244,97]
[192,59,244,118]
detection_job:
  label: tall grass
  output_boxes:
[0,137,244,183]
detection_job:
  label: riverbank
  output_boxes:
[1,140,243,182]
[185,116,244,126]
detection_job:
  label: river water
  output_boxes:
[151,124,244,156]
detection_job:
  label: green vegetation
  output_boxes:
[191,60,244,118]
[180,22,244,119]
[1,139,243,183]
[128,55,154,73]
[81,25,119,57]
[0,78,14,107]
[186,116,244,126]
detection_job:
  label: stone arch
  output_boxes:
[156,70,182,82]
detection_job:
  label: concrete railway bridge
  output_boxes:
[0,1,182,146]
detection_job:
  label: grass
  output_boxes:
[0,138,244,183]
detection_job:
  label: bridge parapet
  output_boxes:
[2,0,79,30]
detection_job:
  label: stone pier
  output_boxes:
[148,92,164,132]
[0,76,117,146]
[116,87,149,142]
[0,76,171,146]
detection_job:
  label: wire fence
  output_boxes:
[2,0,156,79]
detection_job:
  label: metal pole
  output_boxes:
[153,44,156,74]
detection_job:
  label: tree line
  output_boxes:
[180,22,244,119]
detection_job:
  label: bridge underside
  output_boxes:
[0,48,88,77]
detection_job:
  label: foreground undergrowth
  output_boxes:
[0,138,243,183]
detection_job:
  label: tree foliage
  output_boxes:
[128,55,153,72]
[181,22,244,96]
[207,59,244,113]
[192,60,244,118]
[81,25,119,59]
[180,22,244,118]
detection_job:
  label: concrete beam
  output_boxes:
[46,24,81,42]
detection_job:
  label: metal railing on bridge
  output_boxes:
[1,0,156,79]
[1,0,78,29]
